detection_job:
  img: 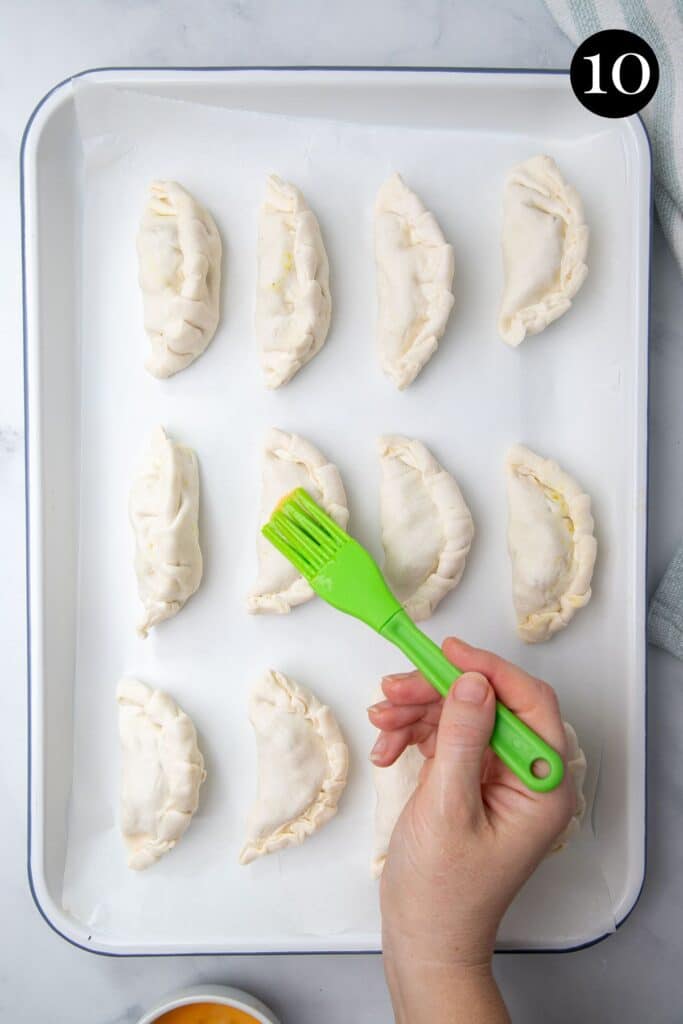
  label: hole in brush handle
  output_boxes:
[492,703,565,793]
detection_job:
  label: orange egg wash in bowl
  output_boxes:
[137,986,280,1024]
[155,1007,261,1024]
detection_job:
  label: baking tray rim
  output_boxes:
[21,64,651,957]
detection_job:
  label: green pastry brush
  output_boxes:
[263,487,564,793]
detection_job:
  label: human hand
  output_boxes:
[368,637,576,1023]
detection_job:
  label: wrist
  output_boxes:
[381,908,497,975]
[383,954,508,1024]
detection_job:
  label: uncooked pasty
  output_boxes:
[247,428,349,614]
[506,444,597,643]
[137,180,222,378]
[117,677,206,870]
[549,721,587,853]
[255,175,331,388]
[378,435,474,622]
[130,426,203,637]
[375,174,455,389]
[240,669,348,864]
[372,731,423,878]
[498,155,588,346]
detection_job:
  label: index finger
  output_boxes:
[381,671,443,706]
[442,636,568,757]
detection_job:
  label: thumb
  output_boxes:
[432,672,496,819]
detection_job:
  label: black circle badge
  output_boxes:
[570,29,659,118]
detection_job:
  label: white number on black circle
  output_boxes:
[612,52,651,94]
[583,53,607,94]
[583,51,652,96]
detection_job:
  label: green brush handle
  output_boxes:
[380,610,564,793]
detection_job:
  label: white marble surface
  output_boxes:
[1,2,682,1021]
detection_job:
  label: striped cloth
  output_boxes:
[544,0,683,272]
[546,0,683,658]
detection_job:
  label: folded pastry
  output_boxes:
[129,426,202,637]
[255,175,331,388]
[117,677,206,870]
[137,180,222,377]
[551,721,587,853]
[248,428,348,614]
[379,435,474,621]
[498,155,588,346]
[506,444,597,643]
[240,670,348,864]
[375,174,455,388]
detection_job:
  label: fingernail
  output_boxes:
[370,735,389,762]
[454,674,488,705]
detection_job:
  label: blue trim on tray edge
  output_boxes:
[21,63,651,959]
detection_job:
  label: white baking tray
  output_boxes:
[22,68,650,956]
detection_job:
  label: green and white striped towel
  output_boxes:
[544,0,683,275]
[546,0,683,657]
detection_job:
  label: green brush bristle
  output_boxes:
[263,487,347,581]
[262,520,315,576]
[290,488,349,544]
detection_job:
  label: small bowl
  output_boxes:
[137,985,280,1024]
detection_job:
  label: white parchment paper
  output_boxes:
[60,81,632,951]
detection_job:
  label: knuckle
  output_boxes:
[440,717,487,752]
